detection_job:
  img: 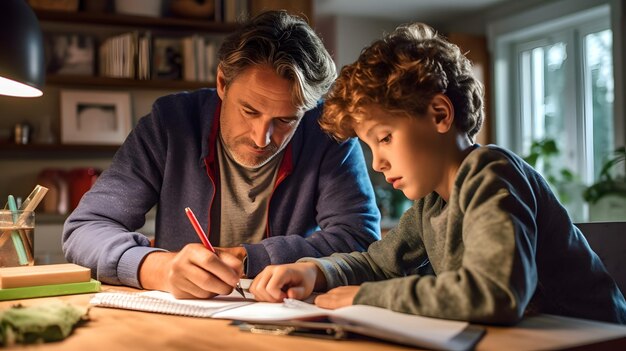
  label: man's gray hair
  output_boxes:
[218,10,337,110]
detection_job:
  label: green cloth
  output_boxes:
[0,300,88,346]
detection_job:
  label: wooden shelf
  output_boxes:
[37,213,69,224]
[0,144,119,159]
[35,9,240,33]
[37,10,225,90]
[0,9,231,161]
[46,75,214,90]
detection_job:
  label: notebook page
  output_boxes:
[142,290,254,303]
[330,305,467,343]
[90,290,252,318]
[212,298,329,321]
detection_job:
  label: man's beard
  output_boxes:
[223,136,281,169]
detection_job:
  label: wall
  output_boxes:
[440,0,559,35]
[316,15,400,70]
[315,15,416,228]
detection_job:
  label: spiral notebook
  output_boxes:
[90,289,254,318]
[90,288,485,351]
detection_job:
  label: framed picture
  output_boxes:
[60,90,132,145]
[44,33,95,76]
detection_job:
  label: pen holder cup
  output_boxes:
[0,210,35,267]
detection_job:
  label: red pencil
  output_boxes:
[184,207,214,252]
[184,207,245,298]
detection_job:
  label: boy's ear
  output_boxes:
[429,94,455,133]
[216,65,227,99]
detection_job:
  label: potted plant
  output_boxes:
[523,139,579,202]
[523,138,585,221]
[583,147,626,221]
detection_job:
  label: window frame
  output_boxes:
[579,21,614,180]
[488,0,621,186]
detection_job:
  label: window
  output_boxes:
[584,28,614,179]
[490,1,621,221]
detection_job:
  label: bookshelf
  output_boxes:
[0,6,246,219]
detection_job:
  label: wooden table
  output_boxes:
[1,286,626,350]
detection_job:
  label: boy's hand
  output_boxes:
[314,286,359,309]
[139,243,242,299]
[249,262,325,302]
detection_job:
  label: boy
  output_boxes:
[248,23,626,325]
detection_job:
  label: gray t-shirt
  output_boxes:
[213,136,283,247]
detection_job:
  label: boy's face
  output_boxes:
[354,105,448,201]
[217,65,304,168]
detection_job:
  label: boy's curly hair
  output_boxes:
[320,23,484,141]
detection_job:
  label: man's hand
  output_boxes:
[249,262,327,302]
[215,246,247,264]
[314,286,359,309]
[139,244,243,299]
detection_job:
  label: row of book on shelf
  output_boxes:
[45,31,222,82]
[99,32,219,82]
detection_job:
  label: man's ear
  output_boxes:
[216,65,227,99]
[429,94,455,133]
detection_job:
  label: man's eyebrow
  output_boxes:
[238,99,301,120]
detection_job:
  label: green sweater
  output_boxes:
[304,145,626,325]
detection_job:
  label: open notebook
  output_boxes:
[90,285,484,351]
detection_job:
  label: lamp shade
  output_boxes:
[0,0,45,97]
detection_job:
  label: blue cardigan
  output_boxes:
[62,89,380,288]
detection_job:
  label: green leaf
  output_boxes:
[542,139,559,156]
[561,169,574,181]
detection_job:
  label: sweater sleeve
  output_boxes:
[355,154,539,325]
[299,202,429,289]
[62,112,167,288]
[242,137,381,277]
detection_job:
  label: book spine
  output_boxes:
[0,280,101,301]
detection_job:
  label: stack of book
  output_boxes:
[0,263,100,301]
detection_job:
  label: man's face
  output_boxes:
[216,65,304,168]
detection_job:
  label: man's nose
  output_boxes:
[251,120,272,148]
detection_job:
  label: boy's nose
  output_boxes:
[372,154,389,173]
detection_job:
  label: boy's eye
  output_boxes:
[379,134,391,144]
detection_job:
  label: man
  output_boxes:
[62,11,380,298]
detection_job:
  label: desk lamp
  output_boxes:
[0,0,45,97]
